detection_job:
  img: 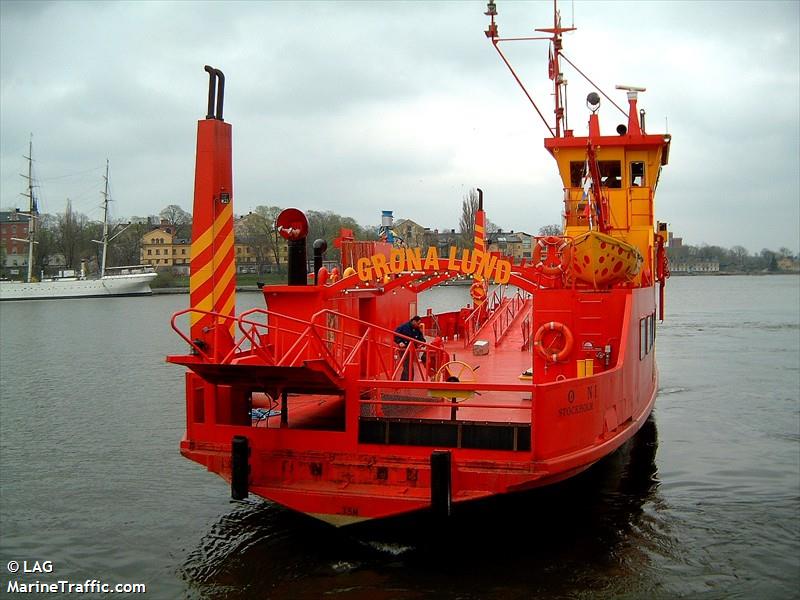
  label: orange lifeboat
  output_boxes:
[568,231,642,287]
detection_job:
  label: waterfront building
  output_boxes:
[140,220,191,274]
[0,210,32,275]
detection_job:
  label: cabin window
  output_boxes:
[631,161,645,187]
[599,161,622,188]
[639,318,647,360]
[649,314,656,352]
[640,313,656,360]
[569,161,586,187]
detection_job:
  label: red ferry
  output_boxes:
[168,3,671,526]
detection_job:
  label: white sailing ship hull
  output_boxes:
[0,272,157,301]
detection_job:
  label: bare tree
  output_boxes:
[538,224,563,236]
[110,218,151,267]
[730,245,748,269]
[57,200,91,269]
[760,248,779,272]
[459,189,480,249]
[33,213,59,275]
[159,204,192,238]
[236,211,275,273]
[251,206,284,269]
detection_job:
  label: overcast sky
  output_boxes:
[1,1,798,254]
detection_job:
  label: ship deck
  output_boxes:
[250,312,535,431]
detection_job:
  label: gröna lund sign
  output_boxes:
[355,246,513,284]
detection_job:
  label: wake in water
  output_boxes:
[180,417,676,600]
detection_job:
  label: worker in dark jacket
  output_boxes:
[394,316,426,380]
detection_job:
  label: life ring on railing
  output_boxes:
[469,280,487,303]
[533,321,574,362]
[532,236,571,276]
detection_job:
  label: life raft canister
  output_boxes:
[533,321,574,362]
[533,236,571,276]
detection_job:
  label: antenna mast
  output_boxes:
[17,136,38,283]
[484,0,574,138]
[534,0,576,137]
[100,159,110,278]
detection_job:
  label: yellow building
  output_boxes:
[142,219,290,275]
[234,241,269,274]
[140,221,190,273]
[393,219,430,248]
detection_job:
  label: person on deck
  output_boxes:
[394,316,426,380]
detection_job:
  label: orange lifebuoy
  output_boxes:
[470,280,487,300]
[533,321,574,362]
[532,236,571,276]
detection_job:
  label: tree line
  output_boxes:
[235,206,377,271]
[1,203,378,276]
[5,194,794,277]
[667,243,796,273]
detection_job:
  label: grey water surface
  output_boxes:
[0,275,798,599]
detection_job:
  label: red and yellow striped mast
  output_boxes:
[189,66,236,352]
[469,188,488,309]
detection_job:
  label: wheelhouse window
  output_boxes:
[599,161,622,188]
[569,161,585,187]
[631,161,645,187]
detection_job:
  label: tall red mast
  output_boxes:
[534,0,575,137]
[485,0,574,138]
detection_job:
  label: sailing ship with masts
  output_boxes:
[0,143,156,301]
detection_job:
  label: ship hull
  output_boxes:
[175,285,659,526]
[0,272,157,301]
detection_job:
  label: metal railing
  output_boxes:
[236,308,451,383]
[463,285,505,347]
[463,287,531,347]
[491,291,531,346]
